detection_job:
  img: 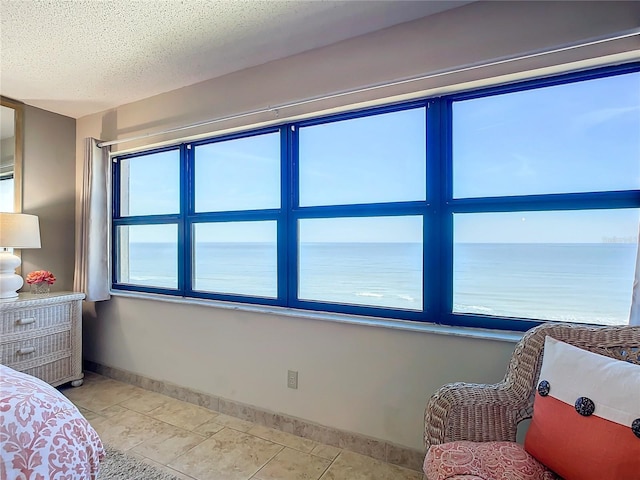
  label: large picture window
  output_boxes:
[112,64,640,331]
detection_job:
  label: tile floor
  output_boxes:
[61,372,422,480]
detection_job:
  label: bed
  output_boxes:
[0,364,104,479]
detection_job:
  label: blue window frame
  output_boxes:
[112,63,640,331]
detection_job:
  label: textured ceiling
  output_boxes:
[0,0,470,119]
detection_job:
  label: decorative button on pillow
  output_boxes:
[524,336,640,480]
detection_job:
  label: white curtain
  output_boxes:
[74,138,111,302]
[630,224,640,326]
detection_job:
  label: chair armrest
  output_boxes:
[424,380,528,450]
[424,324,640,451]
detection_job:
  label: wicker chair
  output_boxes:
[423,323,640,479]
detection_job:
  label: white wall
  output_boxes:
[75,1,640,450]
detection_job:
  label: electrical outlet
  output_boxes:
[287,370,298,389]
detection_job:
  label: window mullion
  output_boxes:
[425,99,450,322]
[111,156,120,289]
[450,190,640,213]
[181,143,192,295]
[286,124,299,307]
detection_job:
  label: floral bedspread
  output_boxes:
[0,364,104,479]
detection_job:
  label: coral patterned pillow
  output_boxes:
[524,336,640,480]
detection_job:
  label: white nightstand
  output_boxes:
[0,291,85,387]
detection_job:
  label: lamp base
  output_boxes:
[0,251,23,299]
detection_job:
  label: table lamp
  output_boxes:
[0,213,41,299]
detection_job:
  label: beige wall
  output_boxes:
[86,296,517,449]
[22,105,76,291]
[73,1,640,450]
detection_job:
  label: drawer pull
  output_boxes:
[17,317,36,325]
[17,347,36,355]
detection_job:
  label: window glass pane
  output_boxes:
[116,224,177,289]
[193,221,277,298]
[453,209,639,325]
[119,150,180,216]
[299,108,426,206]
[298,216,423,310]
[194,133,280,212]
[453,71,640,198]
[0,177,14,212]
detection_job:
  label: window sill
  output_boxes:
[109,290,524,344]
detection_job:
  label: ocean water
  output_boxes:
[123,242,637,325]
[453,243,636,325]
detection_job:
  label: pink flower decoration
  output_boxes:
[25,270,56,285]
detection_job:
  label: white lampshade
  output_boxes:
[0,213,41,299]
[0,213,41,248]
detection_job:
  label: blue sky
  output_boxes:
[123,70,639,244]
[453,72,640,198]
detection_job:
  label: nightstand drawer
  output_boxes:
[22,357,72,386]
[0,330,71,366]
[0,303,72,335]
